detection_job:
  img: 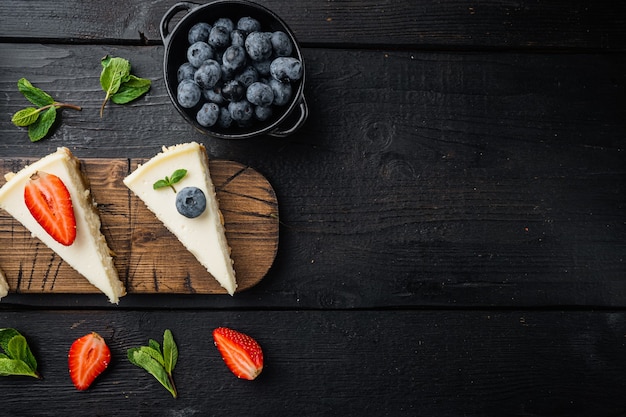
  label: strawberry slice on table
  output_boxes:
[24,171,76,246]
[213,327,264,380]
[68,332,111,391]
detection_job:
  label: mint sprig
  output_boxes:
[11,78,82,142]
[0,328,41,379]
[128,329,178,398]
[153,169,187,193]
[100,55,151,118]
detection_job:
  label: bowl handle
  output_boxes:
[160,2,200,45]
[269,95,309,138]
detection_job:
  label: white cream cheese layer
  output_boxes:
[0,148,124,304]
[123,142,237,295]
[0,266,8,300]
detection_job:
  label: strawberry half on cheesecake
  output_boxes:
[0,147,125,304]
[123,142,237,295]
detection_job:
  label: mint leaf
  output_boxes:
[11,78,81,142]
[140,346,165,368]
[99,56,131,117]
[162,329,178,375]
[12,107,41,127]
[0,328,41,379]
[0,358,39,378]
[28,106,57,142]
[17,78,54,107]
[153,169,187,193]
[99,55,150,116]
[129,349,177,398]
[8,335,38,371]
[0,328,20,352]
[111,74,151,104]
[127,330,178,398]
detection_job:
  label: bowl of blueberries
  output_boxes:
[160,0,307,139]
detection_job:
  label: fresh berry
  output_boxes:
[187,41,214,67]
[237,16,261,33]
[68,332,111,391]
[246,81,274,106]
[176,186,207,218]
[24,171,76,246]
[271,31,293,56]
[208,25,231,49]
[245,32,273,62]
[194,59,222,90]
[213,327,264,380]
[177,79,202,108]
[188,22,212,44]
[270,57,303,82]
[196,103,220,127]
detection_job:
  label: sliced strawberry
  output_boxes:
[68,332,111,391]
[24,171,76,246]
[213,327,264,380]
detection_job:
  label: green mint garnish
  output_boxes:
[153,169,187,193]
[99,55,151,118]
[128,329,178,398]
[0,328,41,379]
[11,78,82,142]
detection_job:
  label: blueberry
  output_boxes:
[246,81,274,106]
[208,25,230,49]
[270,57,303,82]
[269,78,292,106]
[220,64,237,81]
[237,16,261,33]
[217,106,233,128]
[176,187,207,218]
[245,32,273,61]
[230,29,246,47]
[228,100,253,122]
[221,79,245,102]
[187,41,213,67]
[194,59,221,90]
[222,45,247,72]
[177,62,196,82]
[254,105,273,121]
[213,17,234,32]
[235,65,259,88]
[202,86,225,105]
[252,58,272,76]
[188,22,211,44]
[177,79,201,108]
[196,102,220,127]
[271,31,293,56]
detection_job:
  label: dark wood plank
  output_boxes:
[0,44,624,308]
[0,157,279,295]
[0,1,624,50]
[0,309,625,416]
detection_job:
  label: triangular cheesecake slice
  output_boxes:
[0,148,125,304]
[123,142,237,295]
[0,266,8,301]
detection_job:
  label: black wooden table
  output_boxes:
[1,1,625,415]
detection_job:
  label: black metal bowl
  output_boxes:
[160,0,307,139]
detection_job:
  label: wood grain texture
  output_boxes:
[0,309,625,417]
[0,0,624,50]
[2,43,624,308]
[0,157,279,296]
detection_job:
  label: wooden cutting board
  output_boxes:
[0,157,279,296]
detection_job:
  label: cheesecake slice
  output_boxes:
[0,148,125,304]
[124,142,237,295]
[0,266,8,301]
